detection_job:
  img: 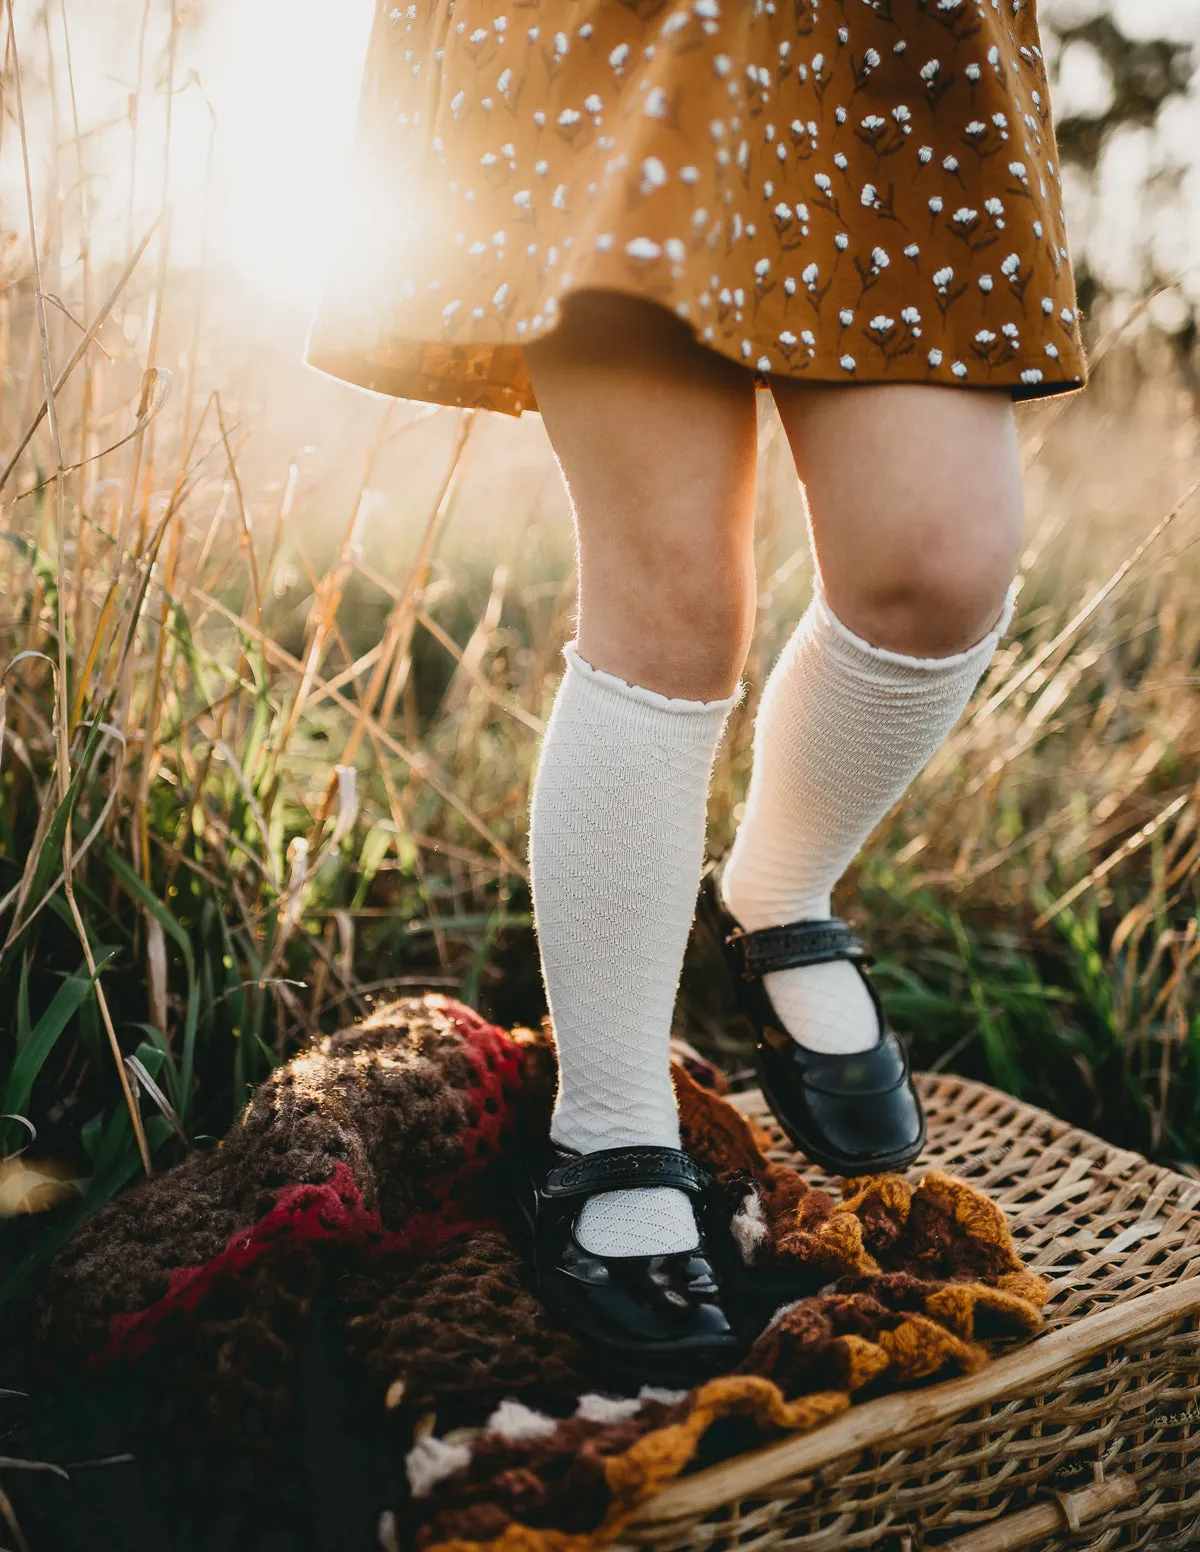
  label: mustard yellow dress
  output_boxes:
[307,0,1088,415]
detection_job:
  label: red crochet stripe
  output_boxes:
[96,1001,526,1370]
[98,1163,493,1369]
[431,996,527,1185]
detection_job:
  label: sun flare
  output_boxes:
[164,0,380,304]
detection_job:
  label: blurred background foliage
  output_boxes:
[0,0,1196,1307]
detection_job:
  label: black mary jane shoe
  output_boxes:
[696,864,926,1178]
[510,1142,745,1382]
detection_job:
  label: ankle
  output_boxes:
[550,1111,682,1159]
[719,862,832,935]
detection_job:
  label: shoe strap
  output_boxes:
[543,1145,712,1201]
[728,917,870,980]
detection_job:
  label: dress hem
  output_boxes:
[305,290,1089,419]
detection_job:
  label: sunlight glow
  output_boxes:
[168,0,379,304]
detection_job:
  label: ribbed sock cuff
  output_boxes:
[563,642,745,720]
[810,581,1016,677]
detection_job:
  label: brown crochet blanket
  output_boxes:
[28,995,1048,1552]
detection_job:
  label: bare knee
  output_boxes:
[826,498,1021,658]
[524,290,760,701]
[776,384,1023,658]
[577,530,756,701]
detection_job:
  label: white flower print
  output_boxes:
[640,157,668,193]
[319,0,1087,412]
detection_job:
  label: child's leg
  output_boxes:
[721,383,1023,1055]
[524,291,758,1257]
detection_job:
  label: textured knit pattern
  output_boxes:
[18,995,1051,1552]
[529,644,738,1256]
[721,582,1015,1054]
[307,0,1088,413]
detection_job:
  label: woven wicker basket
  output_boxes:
[620,1073,1200,1552]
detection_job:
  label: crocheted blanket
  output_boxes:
[30,995,1048,1552]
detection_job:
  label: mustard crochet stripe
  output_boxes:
[423,1166,1050,1552]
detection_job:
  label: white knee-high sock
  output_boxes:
[721,581,1015,1055]
[529,644,739,1257]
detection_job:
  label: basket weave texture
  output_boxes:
[623,1073,1200,1552]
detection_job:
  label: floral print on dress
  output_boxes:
[307,0,1088,416]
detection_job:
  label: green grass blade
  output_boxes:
[1,951,118,1125]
